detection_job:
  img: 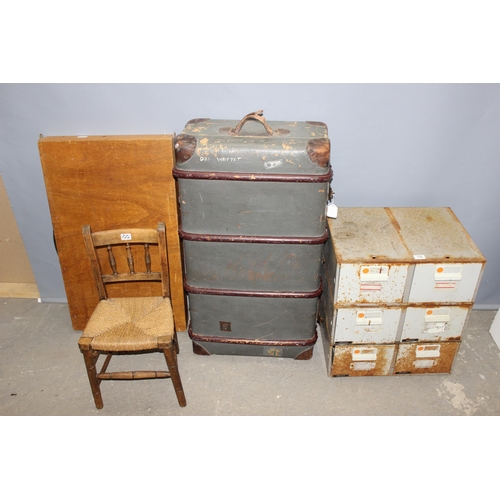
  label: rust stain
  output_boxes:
[393,341,460,374]
[186,118,210,126]
[447,207,486,259]
[247,270,276,282]
[331,344,395,377]
[306,121,327,128]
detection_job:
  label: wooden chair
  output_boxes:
[78,222,186,409]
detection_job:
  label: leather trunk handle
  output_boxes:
[230,110,274,136]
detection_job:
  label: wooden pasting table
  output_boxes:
[39,135,187,332]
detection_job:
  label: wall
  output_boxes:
[0,83,499,307]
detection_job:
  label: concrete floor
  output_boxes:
[1,297,500,416]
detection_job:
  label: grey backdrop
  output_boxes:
[1,83,499,308]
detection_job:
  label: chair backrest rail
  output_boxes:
[82,223,169,300]
[92,228,158,246]
[102,272,162,283]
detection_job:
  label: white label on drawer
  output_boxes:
[435,264,463,281]
[424,308,451,323]
[352,347,377,361]
[413,359,436,369]
[360,284,382,291]
[434,282,456,289]
[414,254,426,260]
[360,265,389,282]
[415,345,441,358]
[350,362,376,371]
[356,310,383,326]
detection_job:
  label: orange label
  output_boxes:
[437,267,444,273]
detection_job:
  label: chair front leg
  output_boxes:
[81,348,104,410]
[161,340,186,407]
[173,331,180,354]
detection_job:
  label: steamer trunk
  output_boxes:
[175,112,332,358]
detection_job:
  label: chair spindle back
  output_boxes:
[82,223,170,300]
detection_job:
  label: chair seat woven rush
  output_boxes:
[82,297,174,351]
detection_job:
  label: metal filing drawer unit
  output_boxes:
[174,111,332,359]
[319,207,486,377]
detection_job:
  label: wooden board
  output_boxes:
[38,135,187,332]
[0,175,40,297]
[0,283,40,298]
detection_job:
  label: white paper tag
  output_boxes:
[327,202,338,218]
[351,362,376,371]
[414,255,426,260]
[120,233,132,241]
[413,359,436,369]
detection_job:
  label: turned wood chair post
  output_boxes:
[159,336,186,407]
[79,337,103,409]
[83,225,107,300]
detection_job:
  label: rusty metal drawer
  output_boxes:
[406,262,484,304]
[393,341,461,375]
[332,262,409,306]
[390,207,486,304]
[334,307,403,344]
[323,208,412,307]
[330,343,397,377]
[400,305,471,342]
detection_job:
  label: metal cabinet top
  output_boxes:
[389,207,485,262]
[328,207,411,263]
[328,207,485,264]
[174,111,331,176]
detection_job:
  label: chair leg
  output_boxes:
[173,331,180,354]
[163,343,187,407]
[82,349,104,409]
